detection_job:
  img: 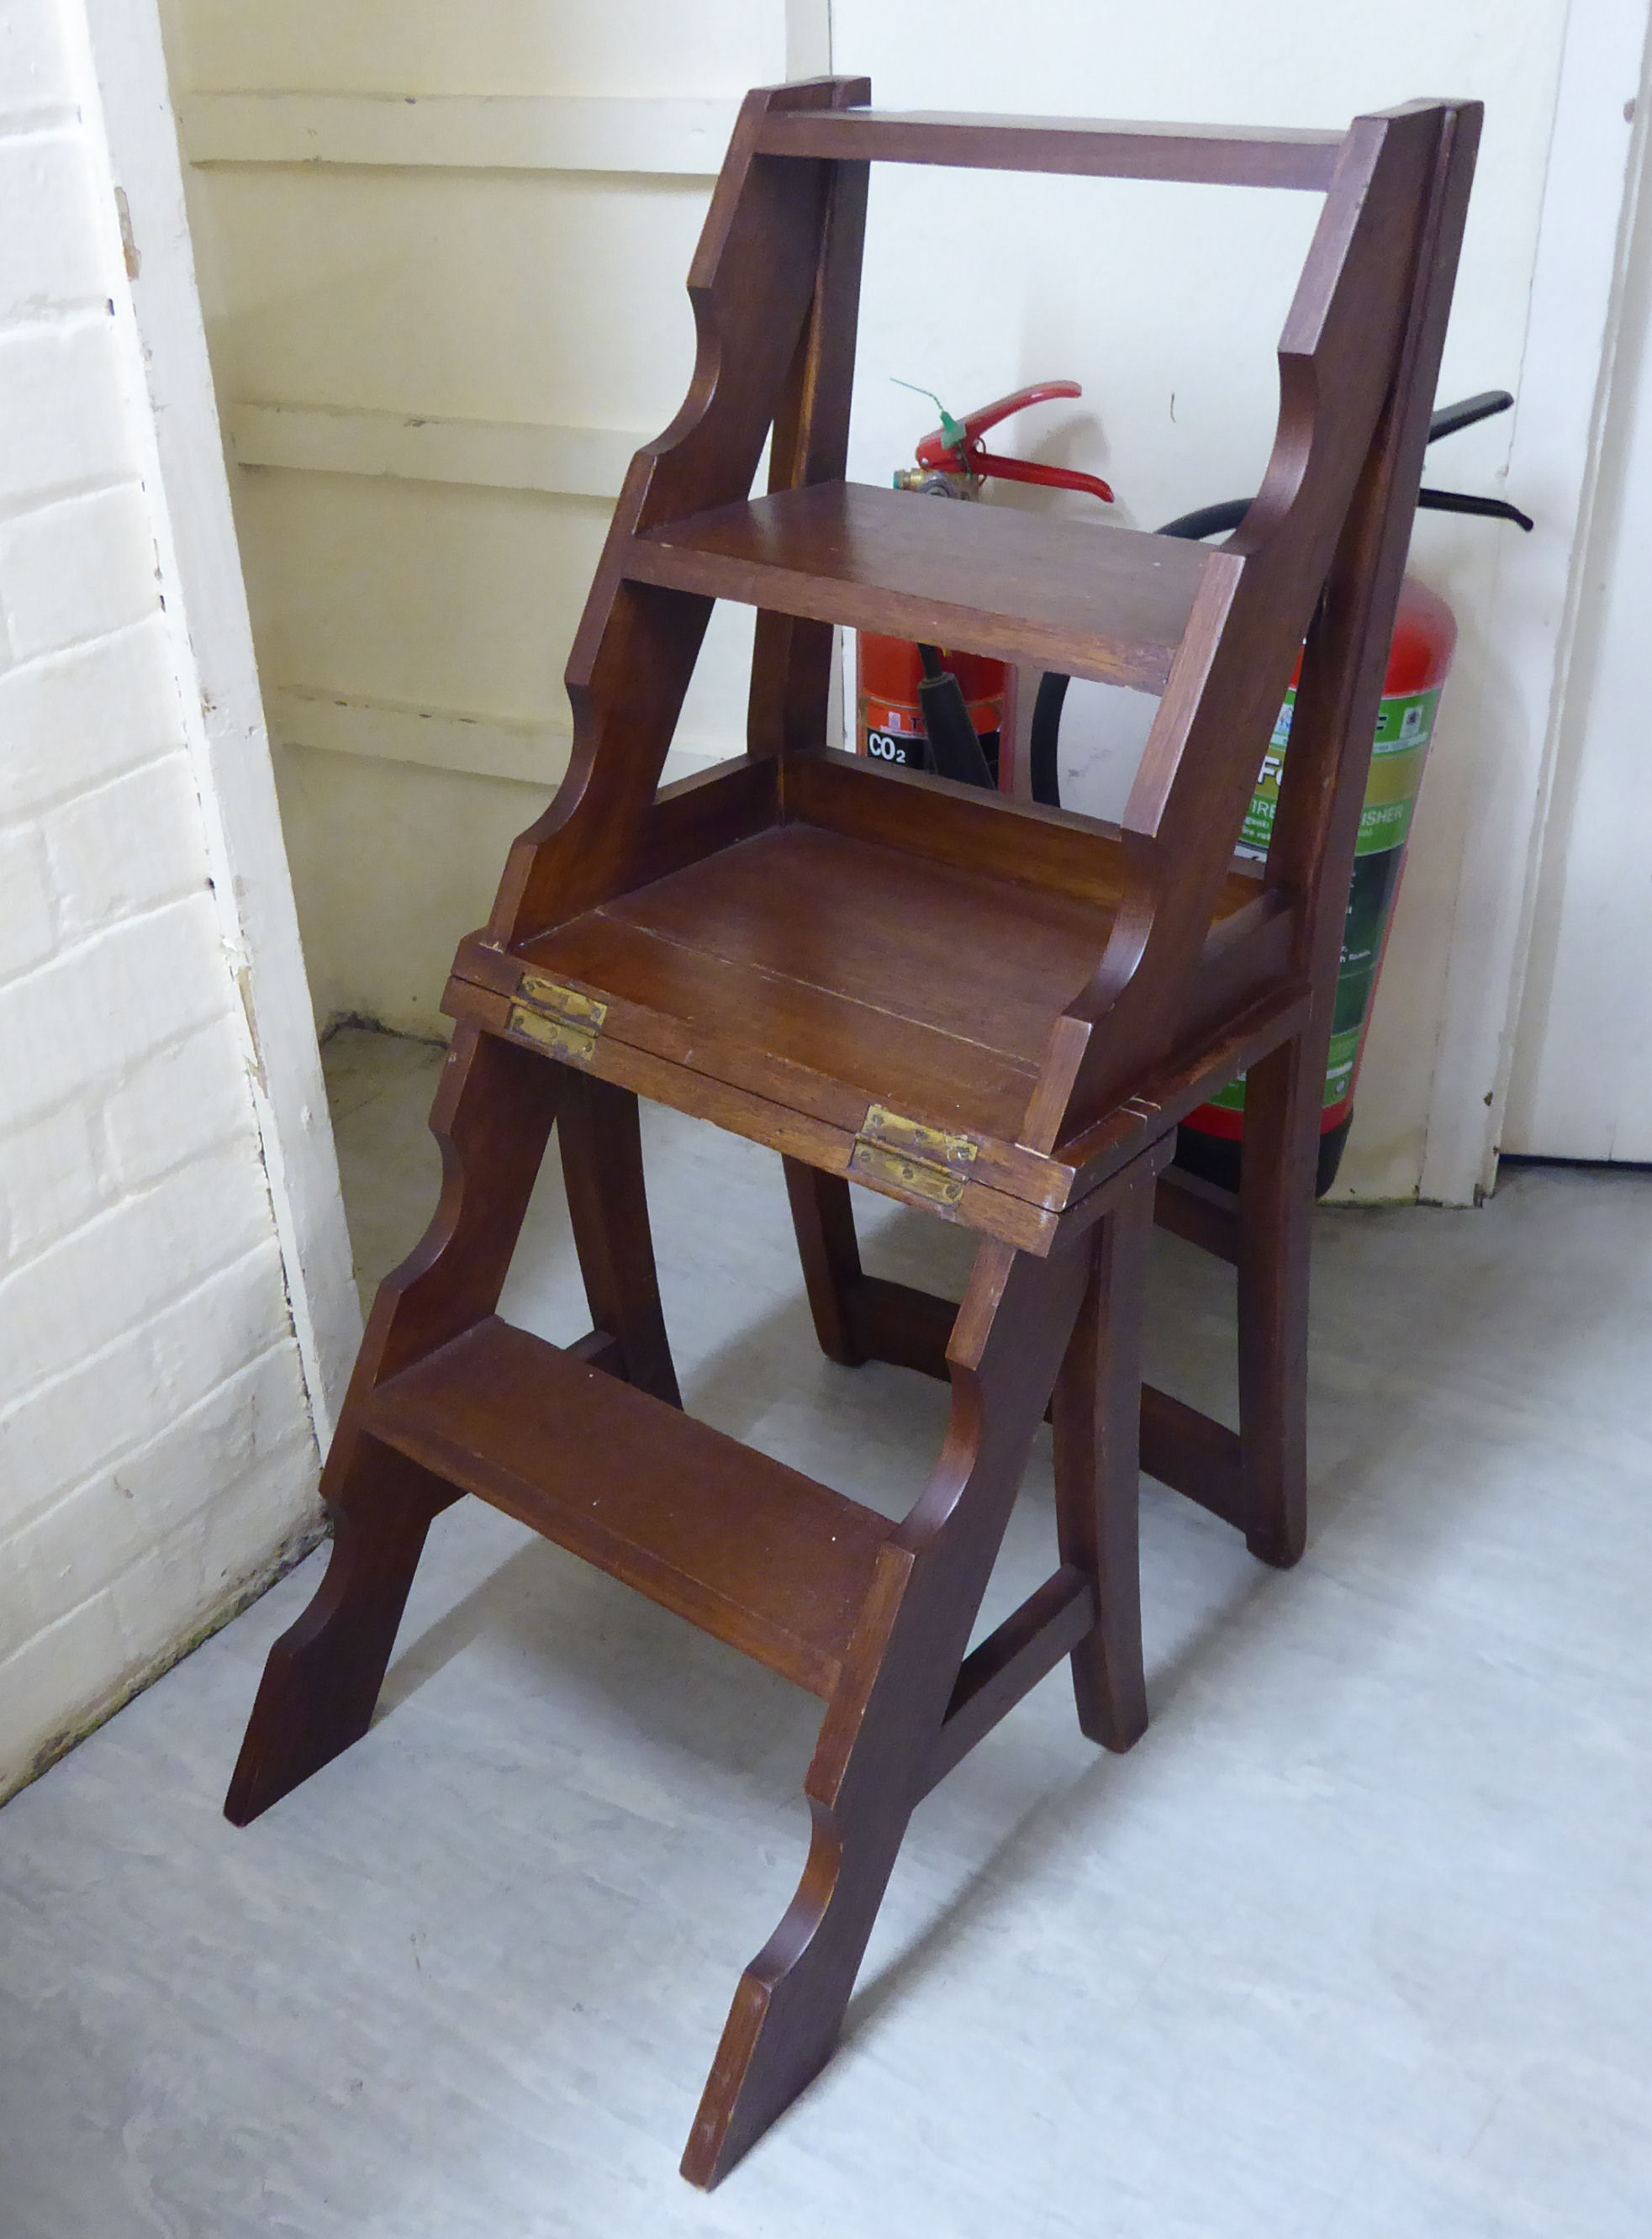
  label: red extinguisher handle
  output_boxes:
[912,378,1115,504]
[969,449,1117,504]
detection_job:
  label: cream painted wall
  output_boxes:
[161,1,822,1038]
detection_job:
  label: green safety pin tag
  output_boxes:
[891,378,969,457]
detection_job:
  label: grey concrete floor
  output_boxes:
[4,1026,1652,2237]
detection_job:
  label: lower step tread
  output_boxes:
[366,1318,893,1697]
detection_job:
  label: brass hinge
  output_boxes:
[509,972,607,1063]
[849,1104,979,1209]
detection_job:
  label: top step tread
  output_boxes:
[366,1318,894,1698]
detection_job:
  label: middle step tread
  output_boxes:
[366,1317,895,1698]
[624,480,1216,692]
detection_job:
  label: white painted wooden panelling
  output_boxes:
[229,404,645,500]
[267,689,571,788]
[187,166,711,431]
[163,1,794,98]
[160,0,820,1032]
[178,94,739,176]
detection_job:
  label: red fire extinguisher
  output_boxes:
[1027,388,1531,1196]
[857,381,1115,788]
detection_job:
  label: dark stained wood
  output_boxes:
[627,480,1212,689]
[1023,107,1471,1153]
[1227,104,1484,1576]
[1052,1149,1165,1751]
[444,972,1072,1256]
[1153,1163,1241,1264]
[783,1156,868,1368]
[224,1021,564,1824]
[449,818,1294,1227]
[755,105,1344,191]
[227,77,1483,2193]
[1052,980,1313,1204]
[682,1222,1096,2187]
[223,1439,457,1827]
[1139,1384,1250,1535]
[748,77,869,768]
[488,80,852,948]
[555,1069,681,1407]
[369,1318,892,1699]
[567,1327,626,1376]
[633,751,780,885]
[528,910,1044,1161]
[783,744,1133,906]
[1235,1032,1312,1563]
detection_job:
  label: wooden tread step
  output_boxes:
[365,1318,894,1698]
[625,481,1220,691]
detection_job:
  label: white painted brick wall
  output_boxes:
[0,0,324,1797]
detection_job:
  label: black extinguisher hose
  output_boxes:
[1028,671,1069,809]
[1027,390,1527,812]
[916,643,995,788]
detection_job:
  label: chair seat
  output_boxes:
[530,820,1111,1146]
[443,802,1279,1246]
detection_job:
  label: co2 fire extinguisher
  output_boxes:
[1030,389,1532,1196]
[857,382,1115,788]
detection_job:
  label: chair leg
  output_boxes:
[1236,1030,1317,1567]
[225,1023,563,1824]
[681,1229,1093,2186]
[1052,1155,1159,1752]
[782,1156,866,1367]
[558,1069,681,1407]
[224,1439,456,1826]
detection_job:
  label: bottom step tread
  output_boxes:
[366,1318,892,1697]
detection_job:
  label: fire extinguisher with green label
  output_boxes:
[1027,388,1532,1195]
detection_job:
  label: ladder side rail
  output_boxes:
[487,78,864,948]
[1264,103,1482,1005]
[756,106,1344,191]
[747,81,871,768]
[1025,103,1471,1149]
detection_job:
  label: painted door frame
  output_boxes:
[77,0,362,1439]
[1422,0,1652,1200]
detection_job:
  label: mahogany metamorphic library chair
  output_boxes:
[227,82,1479,2185]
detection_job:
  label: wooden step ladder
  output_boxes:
[226,80,1480,2187]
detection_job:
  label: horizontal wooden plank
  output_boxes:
[178,92,738,176]
[756,107,1343,191]
[230,401,647,500]
[367,1318,892,1697]
[442,974,1069,1254]
[628,483,1214,691]
[1153,1165,1240,1264]
[267,684,723,790]
[1139,1385,1250,1532]
[267,684,570,785]
[785,747,1132,910]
